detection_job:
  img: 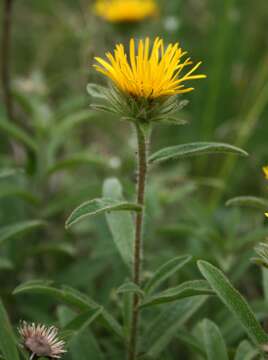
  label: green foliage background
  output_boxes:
[0,0,268,359]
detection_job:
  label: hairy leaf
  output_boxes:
[201,319,229,360]
[0,220,46,246]
[141,280,213,308]
[103,178,136,268]
[234,340,259,360]
[149,142,248,164]
[143,296,208,357]
[226,196,268,211]
[198,261,268,345]
[0,117,37,151]
[13,282,123,338]
[144,255,192,294]
[117,282,144,297]
[65,198,141,228]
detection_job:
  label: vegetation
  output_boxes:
[0,0,268,359]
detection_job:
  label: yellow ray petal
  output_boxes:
[93,37,206,99]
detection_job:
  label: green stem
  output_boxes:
[1,0,15,121]
[128,124,149,360]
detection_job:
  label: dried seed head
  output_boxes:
[18,321,66,358]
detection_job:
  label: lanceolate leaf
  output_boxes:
[141,280,213,308]
[201,319,229,360]
[31,243,76,257]
[46,153,109,176]
[0,220,46,246]
[102,178,135,268]
[87,84,107,99]
[0,187,40,205]
[65,198,141,229]
[226,196,268,211]
[13,282,123,338]
[198,260,268,345]
[144,255,192,294]
[0,299,20,360]
[47,110,95,158]
[58,306,105,360]
[234,340,259,360]
[149,142,248,164]
[176,330,205,357]
[0,168,24,179]
[13,281,96,310]
[0,257,13,270]
[0,117,37,151]
[117,282,144,298]
[63,308,103,339]
[143,296,208,358]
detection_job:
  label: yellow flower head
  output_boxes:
[94,0,158,23]
[94,37,206,100]
[263,166,268,180]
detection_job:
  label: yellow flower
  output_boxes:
[94,0,158,23]
[94,37,206,99]
[263,166,268,180]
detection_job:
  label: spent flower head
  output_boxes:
[91,37,206,124]
[94,0,158,23]
[18,321,66,359]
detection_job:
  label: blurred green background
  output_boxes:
[1,0,268,359]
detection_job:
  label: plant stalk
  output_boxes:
[1,0,15,120]
[128,124,149,360]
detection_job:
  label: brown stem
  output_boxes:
[1,0,15,120]
[128,124,149,360]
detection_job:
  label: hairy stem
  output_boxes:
[128,124,149,360]
[1,0,15,120]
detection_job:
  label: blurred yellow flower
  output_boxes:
[94,37,206,99]
[263,166,268,179]
[263,167,268,218]
[94,0,158,23]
